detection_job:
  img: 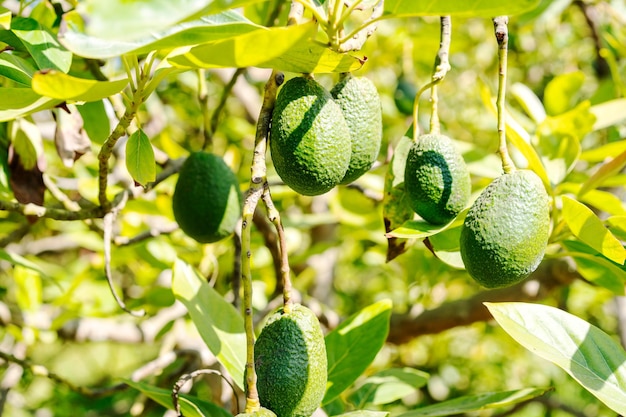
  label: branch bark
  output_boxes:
[387,258,579,344]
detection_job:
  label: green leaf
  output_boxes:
[11,17,72,73]
[166,22,364,73]
[171,258,246,390]
[324,299,392,405]
[398,387,549,417]
[0,52,37,86]
[333,412,389,417]
[0,249,46,276]
[388,209,466,240]
[608,216,626,242]
[31,70,128,101]
[73,0,265,42]
[510,82,546,123]
[544,71,584,116]
[59,10,262,59]
[349,368,429,406]
[124,379,232,417]
[561,240,626,295]
[561,196,625,265]
[0,88,60,122]
[579,148,626,197]
[384,0,540,17]
[486,302,626,415]
[126,129,156,186]
[589,98,626,131]
[580,140,626,163]
[0,7,11,30]
[579,189,626,216]
[77,100,110,144]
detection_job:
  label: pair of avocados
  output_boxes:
[270,75,383,196]
[403,132,550,289]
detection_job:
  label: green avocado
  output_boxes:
[236,408,277,417]
[460,169,550,288]
[255,303,327,417]
[270,76,351,196]
[404,134,471,225]
[330,74,382,184]
[172,152,242,243]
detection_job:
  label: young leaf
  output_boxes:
[397,387,549,417]
[126,129,156,186]
[486,302,626,415]
[124,379,231,417]
[324,299,392,405]
[561,196,625,265]
[384,0,540,17]
[11,17,72,73]
[349,368,429,406]
[579,148,626,197]
[171,259,246,390]
[32,70,128,101]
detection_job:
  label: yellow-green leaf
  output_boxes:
[31,70,128,101]
[579,148,626,197]
[561,196,625,265]
[126,130,156,186]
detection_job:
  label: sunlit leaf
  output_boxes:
[387,209,466,239]
[0,88,60,122]
[32,70,128,101]
[333,412,389,417]
[561,196,625,265]
[590,98,626,131]
[0,52,36,86]
[579,148,626,197]
[349,368,429,406]
[384,0,540,17]
[608,216,626,242]
[581,141,626,162]
[59,10,262,59]
[324,299,392,404]
[486,302,626,415]
[0,6,11,30]
[561,240,626,295]
[172,259,246,390]
[510,82,546,123]
[124,379,231,417]
[579,189,626,216]
[126,129,156,186]
[11,17,72,72]
[543,71,584,116]
[397,387,549,417]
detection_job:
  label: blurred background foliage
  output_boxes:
[0,0,625,416]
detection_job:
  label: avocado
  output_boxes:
[330,74,382,184]
[270,76,351,196]
[172,152,242,243]
[460,170,550,288]
[236,408,277,417]
[404,134,471,225]
[255,304,327,417]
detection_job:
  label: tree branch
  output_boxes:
[387,258,579,344]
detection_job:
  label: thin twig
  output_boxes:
[172,369,238,417]
[493,16,515,174]
[337,0,384,52]
[429,16,452,134]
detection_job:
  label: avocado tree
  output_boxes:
[1,0,626,416]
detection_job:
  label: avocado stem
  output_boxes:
[241,70,283,412]
[429,16,452,135]
[493,16,516,174]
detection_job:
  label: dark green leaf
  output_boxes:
[324,299,392,404]
[172,259,246,390]
[126,129,156,186]
[486,302,626,414]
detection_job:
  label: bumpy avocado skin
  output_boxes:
[404,134,471,225]
[172,152,242,243]
[255,304,327,417]
[270,77,351,196]
[330,75,382,184]
[460,170,550,289]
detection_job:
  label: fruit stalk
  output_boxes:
[429,15,452,135]
[241,70,284,412]
[493,15,515,174]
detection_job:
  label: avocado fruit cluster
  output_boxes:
[460,170,550,288]
[270,75,382,195]
[404,133,471,225]
[254,303,327,417]
[172,152,242,243]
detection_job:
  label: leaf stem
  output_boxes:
[493,16,515,174]
[241,70,283,413]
